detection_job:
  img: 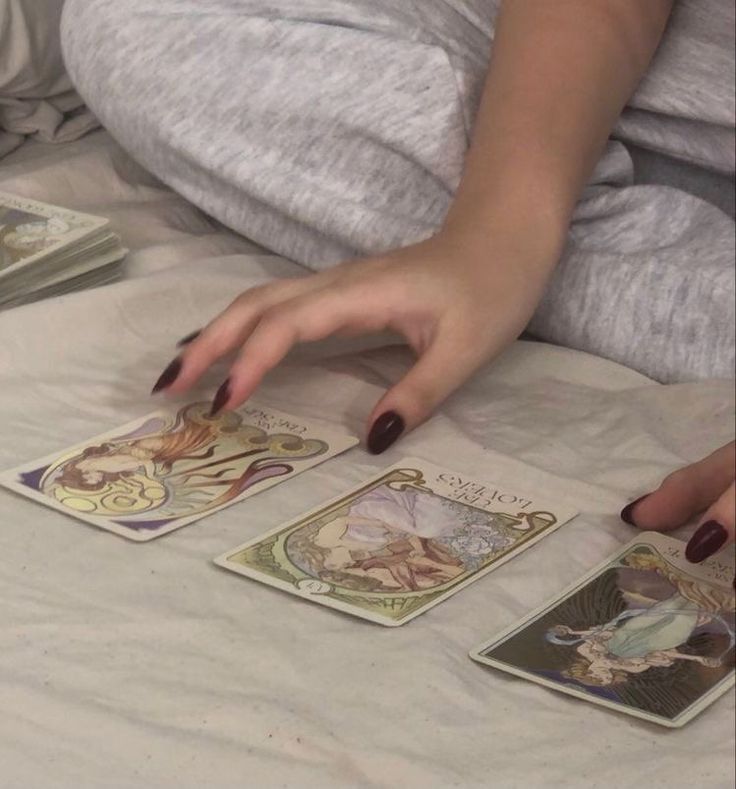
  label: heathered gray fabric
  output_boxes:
[61,0,735,381]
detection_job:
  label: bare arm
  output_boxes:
[445,0,674,272]
[161,0,675,450]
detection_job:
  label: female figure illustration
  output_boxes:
[53,404,223,492]
[547,551,735,687]
[289,483,517,593]
[38,402,328,522]
[1,212,73,266]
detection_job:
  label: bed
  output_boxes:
[0,130,734,789]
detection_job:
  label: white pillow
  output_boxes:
[0,0,98,156]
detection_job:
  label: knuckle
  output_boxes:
[260,303,290,326]
[187,326,234,358]
[231,291,255,310]
[330,283,370,313]
[258,305,300,343]
[232,283,273,309]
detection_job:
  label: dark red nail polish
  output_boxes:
[209,379,231,417]
[176,330,201,348]
[151,357,182,394]
[620,494,650,526]
[367,411,405,455]
[686,521,728,563]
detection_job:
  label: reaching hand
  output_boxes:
[621,442,735,564]
[151,232,552,453]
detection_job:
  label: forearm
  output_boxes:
[443,0,674,270]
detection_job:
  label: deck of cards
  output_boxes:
[0,190,127,309]
[1,399,733,729]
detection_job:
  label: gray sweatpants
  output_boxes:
[61,0,736,381]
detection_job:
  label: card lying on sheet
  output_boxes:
[470,532,736,728]
[215,458,578,626]
[0,402,358,541]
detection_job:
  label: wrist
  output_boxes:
[436,191,568,284]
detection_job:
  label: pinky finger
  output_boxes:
[685,480,735,564]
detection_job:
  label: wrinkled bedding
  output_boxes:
[0,131,733,789]
[0,0,98,158]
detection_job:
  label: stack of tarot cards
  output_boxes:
[0,400,733,729]
[0,190,127,309]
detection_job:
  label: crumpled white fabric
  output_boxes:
[0,132,733,789]
[0,0,99,157]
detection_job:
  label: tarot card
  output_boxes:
[0,402,358,541]
[0,191,109,275]
[470,532,736,728]
[214,459,578,626]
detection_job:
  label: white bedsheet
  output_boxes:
[0,131,733,789]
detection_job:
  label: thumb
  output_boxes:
[365,336,481,454]
[685,480,735,564]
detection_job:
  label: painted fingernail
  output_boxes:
[151,357,182,394]
[686,521,728,563]
[176,329,201,347]
[620,494,650,526]
[209,378,231,417]
[367,411,405,455]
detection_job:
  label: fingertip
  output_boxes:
[620,483,695,533]
[620,494,650,527]
[176,329,202,348]
[684,482,736,564]
[157,353,198,396]
[367,410,406,455]
[685,520,729,564]
[151,357,183,394]
[212,360,264,416]
[209,378,232,417]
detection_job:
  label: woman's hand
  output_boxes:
[152,230,554,453]
[621,442,735,564]
[150,0,675,454]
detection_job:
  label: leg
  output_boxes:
[62,0,734,381]
[530,166,736,381]
[61,0,478,266]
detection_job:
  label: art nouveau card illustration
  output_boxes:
[0,190,108,273]
[0,402,358,541]
[215,458,578,626]
[471,532,735,727]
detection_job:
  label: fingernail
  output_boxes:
[209,378,231,417]
[176,329,201,348]
[686,521,728,563]
[620,494,650,526]
[367,411,405,455]
[151,357,182,394]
